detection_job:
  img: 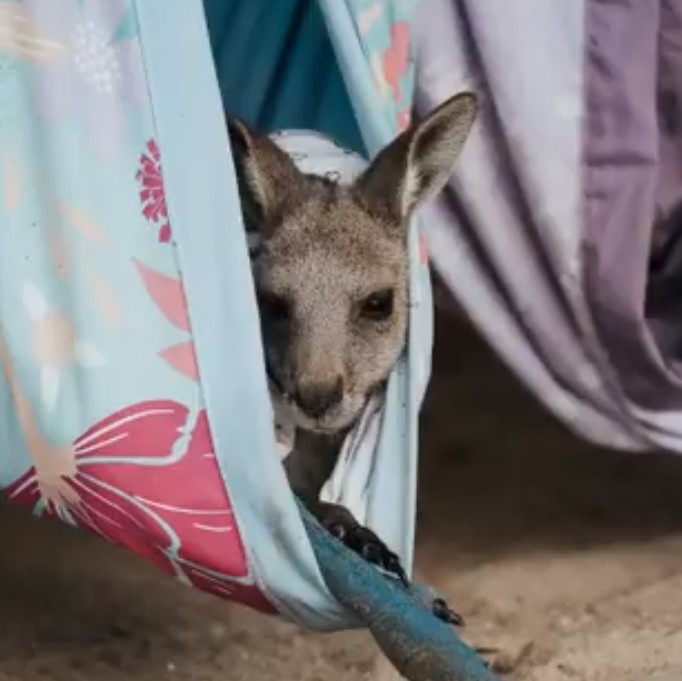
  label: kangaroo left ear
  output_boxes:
[353,92,478,221]
[227,117,307,235]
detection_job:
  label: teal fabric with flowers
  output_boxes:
[0,0,430,633]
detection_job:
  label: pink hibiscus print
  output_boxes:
[4,400,273,613]
[136,139,172,243]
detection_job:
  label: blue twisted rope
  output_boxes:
[298,501,501,681]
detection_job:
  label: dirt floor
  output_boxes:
[2,309,682,681]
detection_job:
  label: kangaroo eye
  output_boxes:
[360,289,394,321]
[257,291,290,322]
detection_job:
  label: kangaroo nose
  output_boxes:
[294,377,344,419]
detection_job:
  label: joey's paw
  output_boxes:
[340,525,409,587]
[322,514,409,586]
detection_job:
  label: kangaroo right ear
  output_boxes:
[353,92,477,223]
[227,118,306,232]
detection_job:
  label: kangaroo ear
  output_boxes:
[227,118,306,232]
[353,92,477,221]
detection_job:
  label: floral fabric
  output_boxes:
[0,0,421,626]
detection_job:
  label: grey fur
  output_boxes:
[228,92,477,568]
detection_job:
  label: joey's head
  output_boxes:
[229,93,477,434]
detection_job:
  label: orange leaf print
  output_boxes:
[133,259,191,332]
[0,3,65,63]
[0,318,78,509]
[370,51,390,100]
[55,201,109,245]
[89,269,124,329]
[358,4,382,34]
[159,341,199,381]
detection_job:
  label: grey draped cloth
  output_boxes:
[414,0,682,452]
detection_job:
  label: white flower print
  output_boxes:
[23,280,106,412]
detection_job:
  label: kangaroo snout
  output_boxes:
[294,376,344,419]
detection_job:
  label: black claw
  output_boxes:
[329,523,346,540]
[384,554,410,587]
[351,533,408,586]
[361,542,383,564]
[432,597,465,627]
[317,505,411,588]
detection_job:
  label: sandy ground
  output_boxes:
[2,309,682,681]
